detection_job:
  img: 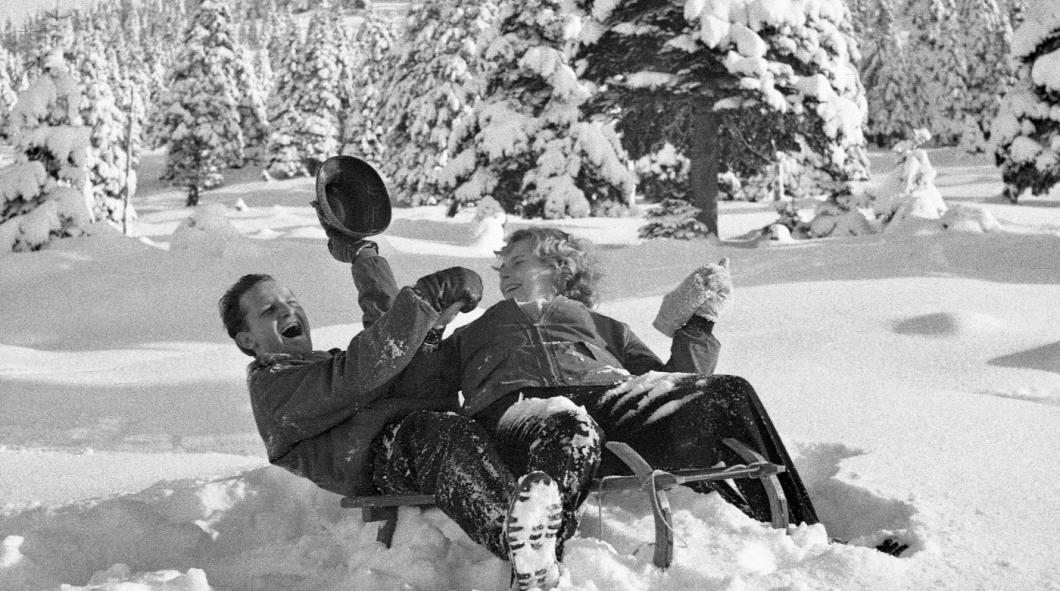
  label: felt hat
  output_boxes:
[314,155,392,240]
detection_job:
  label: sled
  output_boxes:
[340,438,789,568]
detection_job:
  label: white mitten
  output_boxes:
[653,258,732,337]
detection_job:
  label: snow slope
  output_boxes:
[1,149,1059,590]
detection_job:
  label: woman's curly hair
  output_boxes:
[499,227,601,307]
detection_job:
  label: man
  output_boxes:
[219,156,578,590]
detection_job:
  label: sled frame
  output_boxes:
[340,438,789,568]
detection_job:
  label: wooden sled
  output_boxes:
[341,438,789,568]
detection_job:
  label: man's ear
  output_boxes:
[235,331,257,354]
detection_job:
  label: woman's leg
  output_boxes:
[372,410,517,558]
[568,375,819,526]
[485,395,603,552]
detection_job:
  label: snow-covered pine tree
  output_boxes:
[0,53,92,252]
[265,4,352,178]
[156,0,247,205]
[861,0,926,145]
[341,7,396,168]
[907,0,967,145]
[442,0,635,218]
[233,46,270,166]
[254,46,274,99]
[956,0,1018,152]
[262,15,305,179]
[0,46,18,140]
[138,0,184,151]
[70,30,134,225]
[992,0,1060,202]
[579,0,869,235]
[378,0,497,206]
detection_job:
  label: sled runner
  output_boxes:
[341,438,788,568]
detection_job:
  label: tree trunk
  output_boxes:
[688,99,720,237]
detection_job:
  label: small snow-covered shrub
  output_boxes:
[638,198,710,240]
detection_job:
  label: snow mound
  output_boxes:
[892,311,1005,337]
[0,460,923,591]
[170,204,262,257]
[937,204,1002,233]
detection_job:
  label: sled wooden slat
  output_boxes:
[342,438,789,568]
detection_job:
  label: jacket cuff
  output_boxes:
[681,315,715,335]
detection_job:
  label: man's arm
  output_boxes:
[350,245,398,329]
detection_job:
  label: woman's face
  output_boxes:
[496,238,558,302]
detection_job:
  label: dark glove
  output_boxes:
[414,267,483,313]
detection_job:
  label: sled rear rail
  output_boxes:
[341,438,788,568]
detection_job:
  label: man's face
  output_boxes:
[497,239,558,302]
[236,280,313,356]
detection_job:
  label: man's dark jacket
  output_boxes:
[246,287,457,495]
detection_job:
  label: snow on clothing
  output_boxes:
[486,378,820,527]
[243,253,599,561]
[372,404,601,559]
[245,255,456,496]
[396,295,721,417]
[399,296,819,526]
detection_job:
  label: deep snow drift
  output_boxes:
[1,149,1059,590]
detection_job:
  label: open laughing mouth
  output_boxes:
[280,323,304,338]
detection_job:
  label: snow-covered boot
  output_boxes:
[505,471,563,591]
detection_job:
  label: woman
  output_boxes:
[394,227,819,588]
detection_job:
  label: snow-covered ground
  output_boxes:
[2,148,1059,590]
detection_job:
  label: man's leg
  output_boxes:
[568,375,819,526]
[487,395,603,553]
[372,410,516,558]
[350,244,398,328]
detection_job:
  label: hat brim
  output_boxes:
[315,156,392,239]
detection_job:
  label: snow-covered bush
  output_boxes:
[802,129,945,238]
[0,54,92,253]
[580,0,869,236]
[441,0,636,219]
[639,198,711,240]
[633,143,689,203]
[379,0,497,207]
[992,0,1060,202]
[874,130,947,224]
[806,189,875,238]
[155,0,251,205]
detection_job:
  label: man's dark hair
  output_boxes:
[219,273,274,357]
